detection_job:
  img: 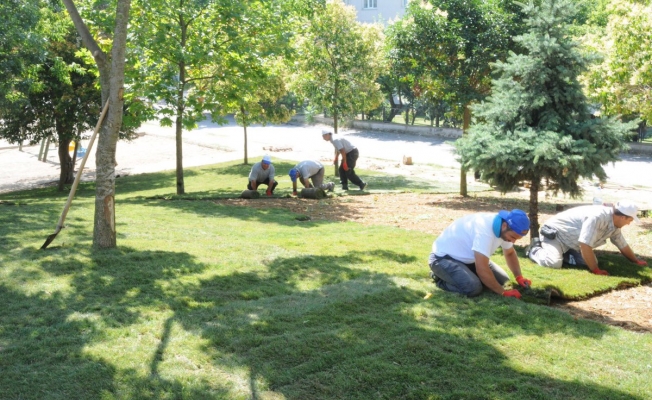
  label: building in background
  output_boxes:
[343,0,408,24]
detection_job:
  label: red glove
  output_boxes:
[635,259,647,266]
[266,190,272,197]
[591,268,609,276]
[342,161,349,171]
[502,289,521,299]
[515,275,531,288]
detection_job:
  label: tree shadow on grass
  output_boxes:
[0,246,237,398]
[162,251,641,399]
[0,244,646,398]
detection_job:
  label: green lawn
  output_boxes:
[1,161,651,399]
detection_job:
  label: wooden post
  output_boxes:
[42,136,52,162]
[38,138,47,161]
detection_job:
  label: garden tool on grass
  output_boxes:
[41,100,109,249]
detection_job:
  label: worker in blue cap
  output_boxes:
[247,155,277,196]
[288,160,334,196]
[428,209,532,299]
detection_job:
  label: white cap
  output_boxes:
[262,155,272,164]
[615,200,640,223]
[321,129,332,136]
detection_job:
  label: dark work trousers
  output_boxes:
[340,148,364,189]
[247,178,278,193]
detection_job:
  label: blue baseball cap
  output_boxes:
[262,155,272,165]
[289,168,298,182]
[498,209,530,235]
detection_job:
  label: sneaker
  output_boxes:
[359,182,367,191]
[342,186,349,191]
[525,237,542,258]
[429,271,440,284]
[327,182,335,192]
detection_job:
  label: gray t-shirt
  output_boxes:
[248,162,275,182]
[543,205,628,252]
[331,137,356,154]
[295,160,323,178]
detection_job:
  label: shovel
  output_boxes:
[41,100,109,249]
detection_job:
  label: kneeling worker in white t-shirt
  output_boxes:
[428,209,532,299]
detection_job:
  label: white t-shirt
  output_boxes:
[432,213,513,264]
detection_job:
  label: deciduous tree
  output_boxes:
[130,0,293,192]
[582,0,652,137]
[290,0,384,134]
[0,11,101,191]
[389,0,521,195]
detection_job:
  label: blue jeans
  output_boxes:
[428,253,509,297]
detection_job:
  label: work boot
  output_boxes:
[359,182,367,191]
[525,237,542,259]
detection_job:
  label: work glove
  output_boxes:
[635,259,647,266]
[502,289,521,300]
[591,268,609,276]
[342,161,349,171]
[515,275,531,288]
[266,189,272,197]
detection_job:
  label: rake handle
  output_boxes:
[54,100,110,231]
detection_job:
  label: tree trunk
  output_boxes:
[58,137,74,191]
[460,105,471,196]
[384,93,400,122]
[241,105,248,164]
[94,1,130,248]
[63,0,130,249]
[333,83,339,178]
[175,18,188,195]
[529,178,540,238]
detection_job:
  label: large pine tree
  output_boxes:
[456,0,635,236]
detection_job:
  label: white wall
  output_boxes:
[343,0,407,24]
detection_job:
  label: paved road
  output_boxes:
[2,116,651,203]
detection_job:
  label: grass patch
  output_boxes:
[1,162,652,399]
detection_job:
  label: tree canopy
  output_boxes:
[130,0,295,192]
[290,0,384,133]
[0,7,101,191]
[388,0,521,195]
[582,0,652,131]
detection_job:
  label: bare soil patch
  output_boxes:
[216,192,652,333]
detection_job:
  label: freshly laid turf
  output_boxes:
[1,161,651,399]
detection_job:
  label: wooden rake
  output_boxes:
[41,100,109,249]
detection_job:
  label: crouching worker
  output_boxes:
[289,160,334,196]
[527,201,647,275]
[248,155,277,196]
[429,209,532,299]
